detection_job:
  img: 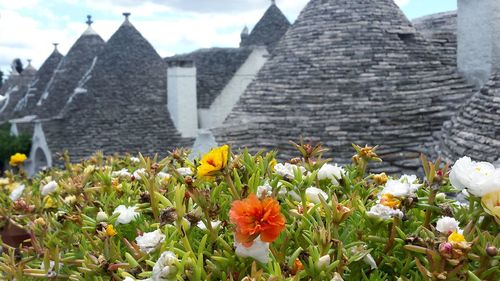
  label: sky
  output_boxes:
[0,0,457,76]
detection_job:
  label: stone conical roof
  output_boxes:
[32,26,105,118]
[0,66,37,122]
[13,48,63,116]
[240,2,291,51]
[214,0,474,173]
[45,18,187,159]
[437,73,500,163]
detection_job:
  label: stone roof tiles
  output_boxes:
[214,0,474,173]
[240,3,291,51]
[413,11,457,67]
[437,72,500,163]
[45,19,188,159]
[0,71,37,123]
[166,47,253,109]
[13,48,63,116]
[33,28,105,118]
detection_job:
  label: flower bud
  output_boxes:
[64,195,77,205]
[373,173,388,185]
[96,210,108,222]
[486,245,498,257]
[34,217,46,226]
[435,193,446,203]
[439,242,453,256]
[331,272,344,281]
[317,255,331,269]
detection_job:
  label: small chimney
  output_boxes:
[167,59,198,138]
[458,0,500,87]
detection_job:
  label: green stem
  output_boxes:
[424,188,437,230]
[225,173,240,200]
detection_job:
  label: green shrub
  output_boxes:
[0,123,31,171]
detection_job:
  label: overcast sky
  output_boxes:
[0,0,456,76]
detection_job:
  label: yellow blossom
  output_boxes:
[269,159,277,171]
[106,225,117,237]
[448,231,466,243]
[380,193,401,209]
[0,178,9,186]
[34,217,46,226]
[196,145,229,178]
[373,173,388,185]
[43,196,56,209]
[9,153,27,167]
[481,191,500,223]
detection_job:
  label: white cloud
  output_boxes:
[395,0,411,7]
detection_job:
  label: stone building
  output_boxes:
[436,0,500,165]
[214,0,474,173]
[0,1,289,173]
[0,61,38,123]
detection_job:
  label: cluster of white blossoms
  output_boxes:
[367,174,420,220]
[176,167,193,177]
[112,168,132,178]
[133,168,147,180]
[449,156,500,197]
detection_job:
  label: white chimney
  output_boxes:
[458,0,500,88]
[167,59,198,138]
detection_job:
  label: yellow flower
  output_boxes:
[269,159,277,171]
[373,173,388,185]
[481,191,500,223]
[380,193,401,209]
[106,225,117,237]
[9,153,27,167]
[196,145,229,177]
[0,178,9,186]
[43,196,56,209]
[448,231,466,243]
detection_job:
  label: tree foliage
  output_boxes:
[0,123,31,172]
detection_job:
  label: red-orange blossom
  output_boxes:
[229,193,286,247]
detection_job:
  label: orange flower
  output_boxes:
[380,193,401,209]
[229,193,285,246]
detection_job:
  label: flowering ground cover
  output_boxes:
[0,143,499,280]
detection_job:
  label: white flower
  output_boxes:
[113,205,140,224]
[136,230,166,254]
[123,277,135,281]
[152,251,178,281]
[176,167,193,176]
[130,157,140,164]
[197,220,221,230]
[331,272,344,281]
[367,204,403,220]
[399,174,421,192]
[274,163,306,179]
[112,168,131,178]
[318,163,344,184]
[257,184,273,198]
[449,156,500,197]
[9,184,25,201]
[133,168,147,180]
[157,172,171,183]
[436,216,460,235]
[305,187,328,204]
[41,181,58,196]
[381,180,413,197]
[235,235,270,263]
[317,255,331,269]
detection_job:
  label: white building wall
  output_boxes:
[27,122,52,177]
[167,63,198,138]
[199,47,269,129]
[458,0,500,87]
